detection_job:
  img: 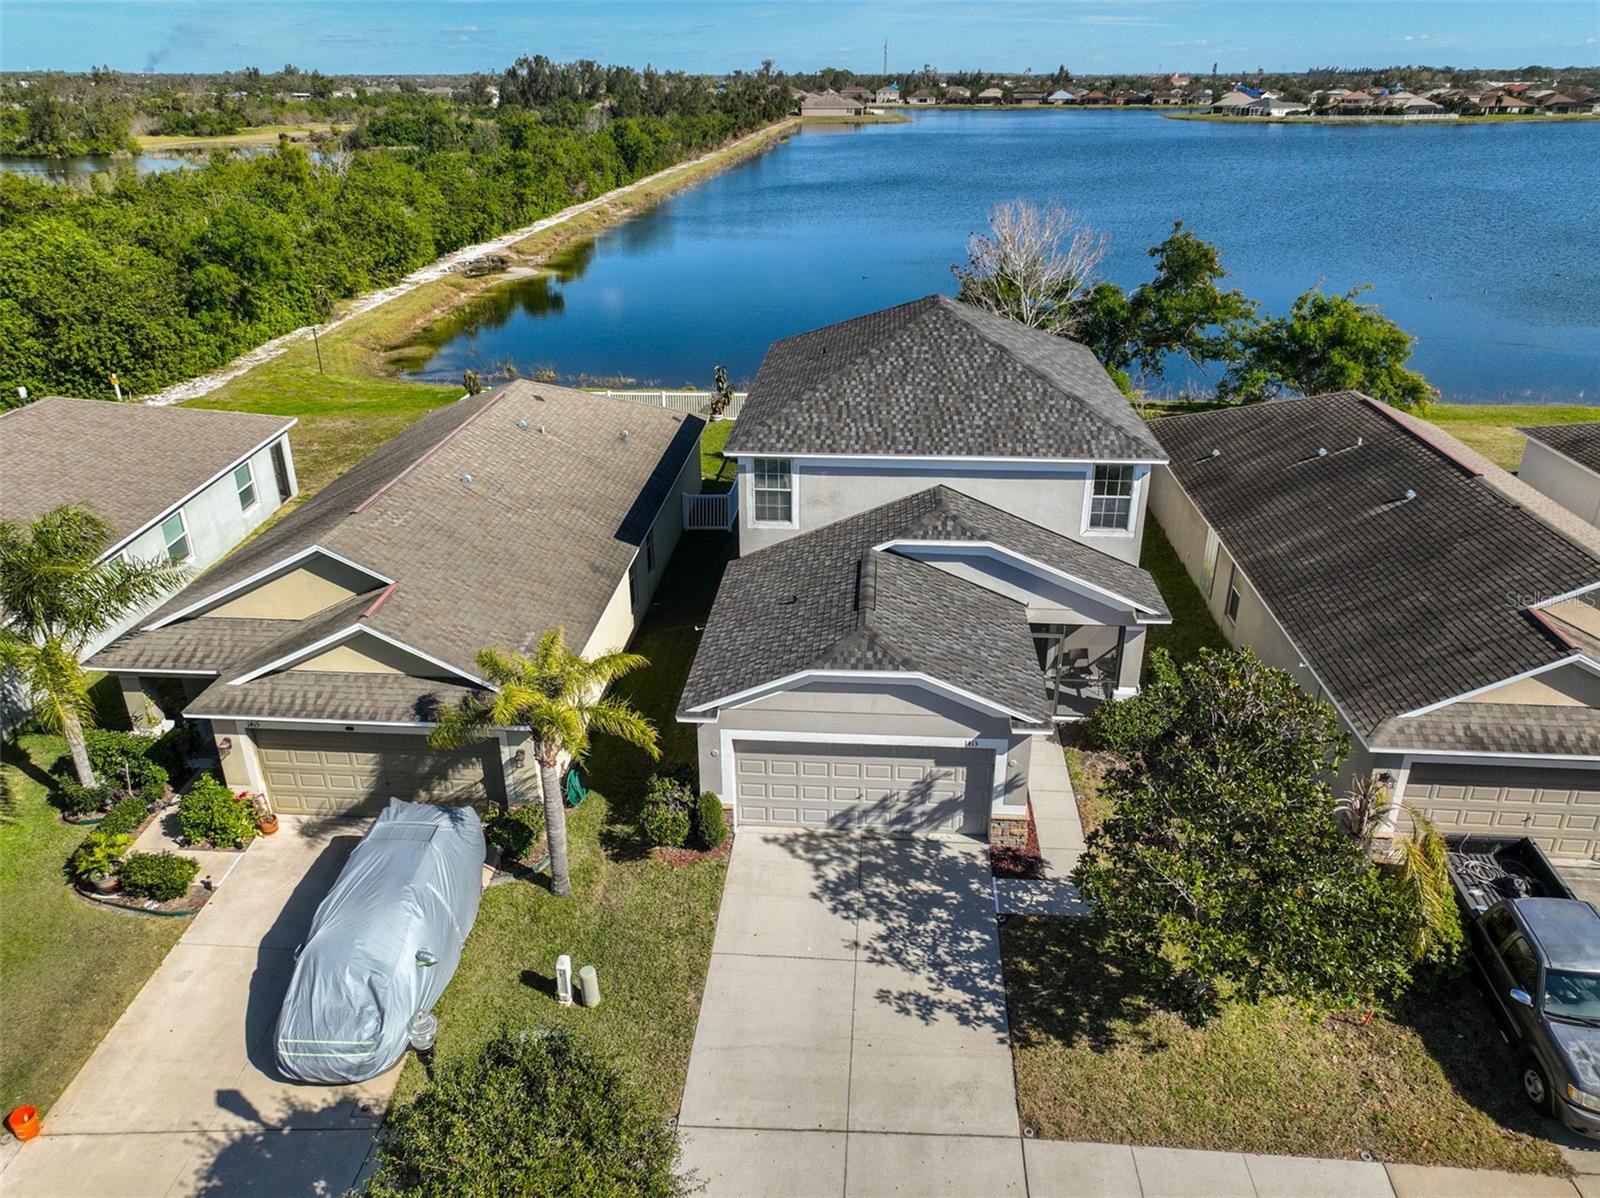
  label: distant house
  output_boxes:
[1112,90,1149,106]
[1338,91,1375,114]
[840,85,873,102]
[1078,90,1111,105]
[1539,93,1585,114]
[1476,91,1537,114]
[976,87,1005,105]
[801,90,865,117]
[1013,89,1044,105]
[1045,89,1075,105]
[1518,424,1600,527]
[1152,91,1184,105]
[1211,90,1261,115]
[1170,73,1192,86]
[874,84,902,104]
[907,89,937,105]
[944,85,972,103]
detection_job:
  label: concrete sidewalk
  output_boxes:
[995,735,1090,917]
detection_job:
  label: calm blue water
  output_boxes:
[0,154,201,180]
[419,110,1586,403]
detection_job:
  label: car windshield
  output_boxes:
[1544,969,1600,1021]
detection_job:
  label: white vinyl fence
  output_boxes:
[588,389,747,419]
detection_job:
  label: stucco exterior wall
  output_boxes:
[736,457,1151,565]
[93,434,297,655]
[1519,440,1600,527]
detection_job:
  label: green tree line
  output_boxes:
[0,63,789,402]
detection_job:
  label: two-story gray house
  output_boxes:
[680,295,1170,841]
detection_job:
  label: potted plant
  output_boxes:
[254,798,279,837]
[70,831,132,894]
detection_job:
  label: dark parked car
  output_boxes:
[1447,835,1600,1136]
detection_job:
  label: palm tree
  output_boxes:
[0,505,188,786]
[429,629,658,898]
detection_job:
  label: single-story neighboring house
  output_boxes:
[0,396,298,661]
[944,85,972,102]
[907,90,937,105]
[976,87,1004,104]
[682,296,1171,842]
[90,383,704,817]
[1078,90,1111,105]
[1520,424,1600,528]
[1476,92,1537,114]
[1213,91,1307,117]
[1150,393,1600,860]
[801,90,865,117]
[1539,94,1585,114]
[1013,89,1045,105]
[1045,89,1075,105]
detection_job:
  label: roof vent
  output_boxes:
[1401,488,1417,502]
[460,473,473,485]
[1209,448,1221,458]
[1317,447,1328,457]
[538,424,547,435]
[619,429,630,442]
[516,418,530,430]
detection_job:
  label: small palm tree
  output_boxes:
[429,629,658,897]
[0,505,189,786]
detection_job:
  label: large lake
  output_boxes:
[405,110,1600,404]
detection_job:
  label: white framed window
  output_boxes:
[1201,528,1220,596]
[645,528,656,573]
[1087,464,1136,532]
[751,458,795,526]
[160,511,192,564]
[1224,564,1242,623]
[233,461,258,512]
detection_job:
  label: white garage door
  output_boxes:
[256,729,504,816]
[1406,762,1600,860]
[734,742,991,836]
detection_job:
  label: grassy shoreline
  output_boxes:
[134,123,335,152]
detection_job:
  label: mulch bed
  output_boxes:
[73,884,212,919]
[652,839,733,868]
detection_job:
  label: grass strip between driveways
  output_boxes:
[393,531,738,1120]
[1002,917,1568,1175]
[0,729,188,1117]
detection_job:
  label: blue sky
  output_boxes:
[2,1,1596,76]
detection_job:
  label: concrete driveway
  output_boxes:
[0,816,399,1198]
[678,830,1026,1196]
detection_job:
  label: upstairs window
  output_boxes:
[1088,464,1135,531]
[1224,565,1242,623]
[161,511,191,564]
[752,458,794,525]
[234,462,258,512]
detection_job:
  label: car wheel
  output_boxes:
[1522,1058,1557,1116]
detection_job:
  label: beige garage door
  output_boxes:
[734,742,991,836]
[255,729,504,816]
[1406,762,1600,860]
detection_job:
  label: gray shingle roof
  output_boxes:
[1521,422,1600,476]
[0,396,293,545]
[1152,393,1600,742]
[680,486,1167,722]
[90,383,702,723]
[723,295,1165,462]
[1369,703,1600,756]
[186,671,480,724]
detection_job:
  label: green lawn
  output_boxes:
[1139,518,1226,669]
[0,730,187,1116]
[700,420,736,493]
[396,529,737,1118]
[1003,917,1568,1175]
[1423,403,1597,472]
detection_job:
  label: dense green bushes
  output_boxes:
[118,851,200,901]
[486,803,546,862]
[696,791,729,850]
[1,70,788,401]
[641,774,693,848]
[366,1028,688,1198]
[176,774,258,848]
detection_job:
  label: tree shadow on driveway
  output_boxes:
[772,831,1010,1043]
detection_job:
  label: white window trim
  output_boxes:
[234,460,259,514]
[748,457,799,530]
[1201,527,1220,596]
[161,510,193,564]
[1223,564,1242,624]
[1080,464,1141,538]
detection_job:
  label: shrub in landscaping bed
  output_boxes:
[52,777,117,818]
[176,774,257,848]
[695,791,728,850]
[640,774,693,848]
[117,851,200,901]
[486,804,547,864]
[68,831,133,883]
[366,1027,688,1198]
[1083,647,1181,755]
[97,791,156,837]
[82,729,169,793]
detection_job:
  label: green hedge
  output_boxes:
[640,774,693,848]
[176,774,258,848]
[118,851,199,901]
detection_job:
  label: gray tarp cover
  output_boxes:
[275,798,485,1083]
